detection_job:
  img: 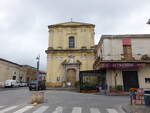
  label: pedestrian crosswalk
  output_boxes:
[72,107,82,113]
[0,106,4,109]
[52,106,63,113]
[33,106,49,113]
[0,105,119,113]
[13,106,33,113]
[106,108,118,113]
[90,108,101,113]
[0,106,18,113]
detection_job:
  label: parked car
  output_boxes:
[4,80,18,88]
[28,80,46,91]
[19,82,27,87]
[14,82,20,87]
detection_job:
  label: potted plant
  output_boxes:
[80,82,96,93]
[109,86,116,93]
[116,85,124,94]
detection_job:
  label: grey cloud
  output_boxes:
[0,0,150,71]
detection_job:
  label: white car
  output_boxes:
[19,82,27,87]
[14,82,20,87]
[4,80,18,88]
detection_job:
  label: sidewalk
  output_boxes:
[46,87,79,92]
[95,91,130,96]
[122,104,150,113]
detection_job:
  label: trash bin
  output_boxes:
[144,89,150,106]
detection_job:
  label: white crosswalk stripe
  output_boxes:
[90,108,101,113]
[0,106,18,113]
[13,106,33,113]
[0,106,4,109]
[0,105,119,113]
[72,107,82,113]
[107,108,118,113]
[33,106,49,113]
[52,106,63,113]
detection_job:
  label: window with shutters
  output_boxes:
[122,39,133,60]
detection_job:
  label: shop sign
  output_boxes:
[99,63,145,69]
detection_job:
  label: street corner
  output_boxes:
[121,104,150,113]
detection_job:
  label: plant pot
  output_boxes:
[80,90,96,93]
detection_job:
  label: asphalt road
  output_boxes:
[0,87,129,113]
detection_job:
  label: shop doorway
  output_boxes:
[122,71,139,91]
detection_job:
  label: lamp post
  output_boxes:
[36,55,40,78]
[146,19,150,25]
[35,55,40,91]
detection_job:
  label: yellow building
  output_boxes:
[45,21,95,87]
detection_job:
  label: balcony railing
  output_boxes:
[95,54,150,61]
[93,54,150,69]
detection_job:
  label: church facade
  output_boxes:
[45,21,95,87]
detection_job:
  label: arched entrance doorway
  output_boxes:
[67,69,76,87]
[62,55,81,87]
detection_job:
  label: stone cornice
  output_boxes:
[48,25,95,29]
[45,49,94,54]
[48,21,95,29]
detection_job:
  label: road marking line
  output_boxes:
[90,108,101,113]
[13,106,33,113]
[0,106,18,113]
[72,107,82,113]
[33,106,49,113]
[107,108,118,113]
[52,106,63,113]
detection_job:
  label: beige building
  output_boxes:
[21,65,37,82]
[0,58,25,83]
[94,34,150,91]
[0,58,43,86]
[45,21,95,87]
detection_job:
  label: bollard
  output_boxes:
[30,92,37,104]
[30,91,44,104]
[37,92,44,103]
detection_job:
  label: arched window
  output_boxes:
[69,36,75,48]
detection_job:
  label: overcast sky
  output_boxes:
[0,0,150,71]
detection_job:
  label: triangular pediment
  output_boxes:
[59,22,92,26]
[48,21,95,28]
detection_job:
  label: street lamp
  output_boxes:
[36,55,40,76]
[35,55,40,91]
[146,19,150,25]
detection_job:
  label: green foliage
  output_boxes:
[109,85,115,89]
[109,85,123,91]
[80,82,96,90]
[116,85,123,91]
[75,81,80,88]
